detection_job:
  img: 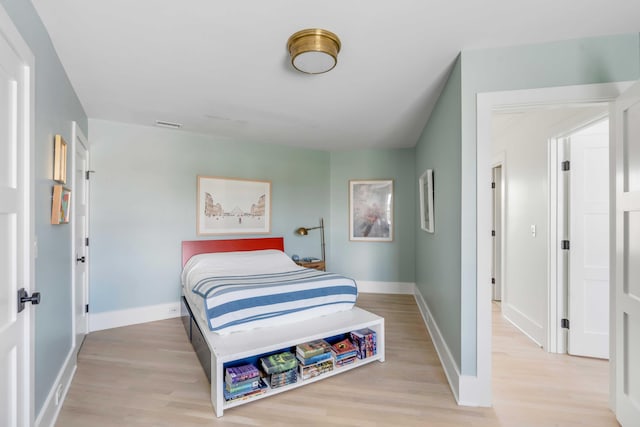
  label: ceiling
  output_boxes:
[31,1,640,151]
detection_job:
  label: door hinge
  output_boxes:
[491,230,496,237]
[491,277,496,285]
[85,237,89,247]
[491,182,496,189]
[561,240,570,250]
[86,170,95,180]
[85,304,89,313]
[561,160,570,171]
[561,318,570,329]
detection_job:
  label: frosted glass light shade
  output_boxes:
[287,29,341,74]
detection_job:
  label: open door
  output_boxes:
[73,123,89,351]
[567,119,610,359]
[492,165,503,301]
[612,80,640,425]
[0,7,33,426]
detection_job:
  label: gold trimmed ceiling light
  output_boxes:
[287,29,341,74]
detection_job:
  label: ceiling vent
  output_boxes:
[155,120,182,129]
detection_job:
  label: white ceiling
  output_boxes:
[31,1,640,150]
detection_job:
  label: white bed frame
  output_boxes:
[181,238,385,417]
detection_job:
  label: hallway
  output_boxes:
[492,302,616,426]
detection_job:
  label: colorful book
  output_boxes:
[335,356,357,367]
[296,339,332,359]
[350,328,377,359]
[225,364,260,384]
[269,368,298,388]
[299,359,334,380]
[297,351,333,366]
[225,377,261,393]
[260,351,298,374]
[331,338,358,360]
[223,381,267,401]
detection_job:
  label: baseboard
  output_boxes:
[358,281,415,294]
[458,373,490,406]
[502,302,544,347]
[414,290,493,407]
[87,286,411,332]
[35,348,77,427]
[413,290,461,402]
[89,301,181,332]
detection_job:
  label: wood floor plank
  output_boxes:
[55,294,617,426]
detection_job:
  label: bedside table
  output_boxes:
[295,260,326,271]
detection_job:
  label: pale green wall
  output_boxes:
[415,34,640,378]
[328,149,416,283]
[415,56,462,369]
[455,34,640,375]
[89,119,330,312]
[0,0,88,415]
[90,121,416,313]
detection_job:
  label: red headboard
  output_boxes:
[182,237,285,267]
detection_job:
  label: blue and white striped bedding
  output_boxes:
[181,250,358,334]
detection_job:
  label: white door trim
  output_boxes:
[611,80,640,424]
[476,81,633,407]
[0,4,35,425]
[70,122,89,352]
[548,135,567,353]
[491,153,505,303]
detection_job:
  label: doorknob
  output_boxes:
[17,288,41,313]
[76,256,85,264]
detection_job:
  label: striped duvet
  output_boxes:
[182,250,358,334]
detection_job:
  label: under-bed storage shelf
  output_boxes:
[186,300,385,417]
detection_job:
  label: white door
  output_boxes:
[567,119,610,359]
[492,165,503,301]
[73,124,89,350]
[0,8,33,427]
[613,80,640,425]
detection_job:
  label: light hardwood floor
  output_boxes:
[56,294,618,426]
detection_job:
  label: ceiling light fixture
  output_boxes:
[287,29,341,74]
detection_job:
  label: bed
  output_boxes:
[181,238,358,335]
[180,237,385,417]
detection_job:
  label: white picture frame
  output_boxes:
[349,179,393,242]
[419,169,434,233]
[197,176,271,235]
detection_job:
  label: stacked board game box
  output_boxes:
[296,339,334,380]
[269,369,297,388]
[296,339,332,364]
[260,351,298,388]
[223,363,266,401]
[299,359,334,380]
[350,328,377,359]
[331,338,358,367]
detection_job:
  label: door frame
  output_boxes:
[548,134,568,353]
[0,4,36,424]
[491,154,505,302]
[476,81,633,408]
[70,121,89,352]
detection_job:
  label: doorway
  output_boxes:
[491,163,503,302]
[476,82,634,410]
[491,106,609,354]
[72,122,89,353]
[489,105,612,422]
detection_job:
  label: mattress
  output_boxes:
[181,250,358,334]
